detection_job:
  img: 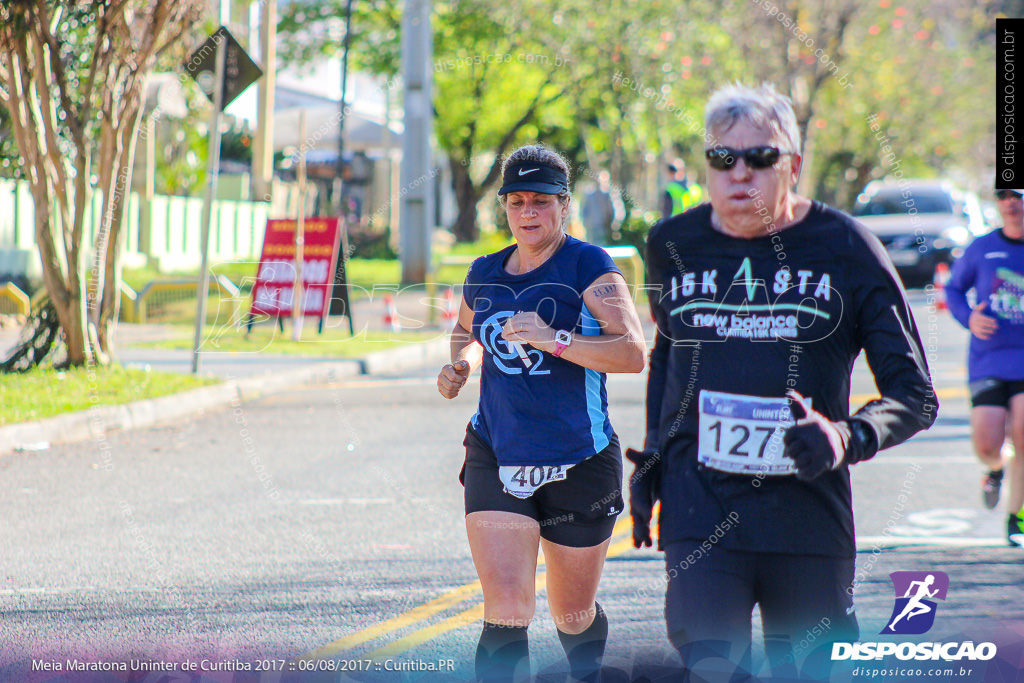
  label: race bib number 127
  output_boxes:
[697,390,798,475]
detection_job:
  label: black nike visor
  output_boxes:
[498,161,569,196]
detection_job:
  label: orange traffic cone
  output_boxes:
[933,262,950,312]
[383,294,402,331]
[442,287,457,328]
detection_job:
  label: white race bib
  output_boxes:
[697,390,798,475]
[499,463,574,499]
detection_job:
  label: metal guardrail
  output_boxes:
[0,278,247,324]
[123,275,243,324]
[0,281,29,316]
[119,282,138,323]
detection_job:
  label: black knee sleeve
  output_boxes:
[476,621,530,682]
[557,602,608,683]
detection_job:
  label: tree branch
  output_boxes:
[27,22,75,270]
[480,72,558,191]
[35,2,84,147]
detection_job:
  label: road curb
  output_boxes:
[361,337,450,375]
[0,338,451,457]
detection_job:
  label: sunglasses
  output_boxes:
[705,146,789,171]
[996,190,1023,200]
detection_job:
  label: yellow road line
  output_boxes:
[305,519,634,662]
[303,382,962,662]
[365,522,637,661]
[366,603,487,660]
[300,579,483,660]
[606,533,637,558]
[850,385,965,405]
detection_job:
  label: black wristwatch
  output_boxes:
[847,419,879,463]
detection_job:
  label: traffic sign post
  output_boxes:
[185,26,263,110]
[185,27,263,374]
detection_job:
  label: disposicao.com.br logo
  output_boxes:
[832,571,997,662]
[882,570,949,635]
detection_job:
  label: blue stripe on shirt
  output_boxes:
[581,303,609,452]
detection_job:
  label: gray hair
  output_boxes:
[704,83,801,155]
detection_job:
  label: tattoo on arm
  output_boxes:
[591,284,617,298]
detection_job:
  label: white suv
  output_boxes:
[852,180,988,287]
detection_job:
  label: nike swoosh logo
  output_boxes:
[518,168,539,176]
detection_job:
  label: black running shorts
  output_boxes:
[970,378,1024,408]
[460,424,622,548]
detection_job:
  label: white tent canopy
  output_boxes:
[272,105,402,154]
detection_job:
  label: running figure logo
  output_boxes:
[880,571,949,635]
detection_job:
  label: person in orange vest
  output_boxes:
[662,157,704,218]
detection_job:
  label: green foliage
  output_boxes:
[0,0,205,366]
[713,0,996,204]
[819,1,996,200]
[443,231,514,257]
[219,127,254,165]
[277,0,401,76]
[153,120,207,196]
[347,225,398,259]
[614,214,657,257]
[0,106,20,179]
[145,18,226,196]
[280,0,994,229]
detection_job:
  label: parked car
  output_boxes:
[979,198,1001,231]
[851,180,989,287]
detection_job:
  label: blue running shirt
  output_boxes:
[463,236,620,466]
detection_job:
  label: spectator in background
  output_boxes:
[582,170,619,246]
[662,158,704,219]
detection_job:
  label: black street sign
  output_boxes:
[184,26,263,110]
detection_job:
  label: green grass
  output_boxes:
[123,231,513,293]
[0,365,218,426]
[344,259,402,290]
[443,231,513,257]
[118,233,514,325]
[137,324,443,357]
[124,260,470,326]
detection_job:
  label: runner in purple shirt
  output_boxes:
[945,187,1024,545]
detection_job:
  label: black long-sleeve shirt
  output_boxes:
[645,202,937,557]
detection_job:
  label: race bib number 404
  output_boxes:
[499,464,574,499]
[698,390,798,475]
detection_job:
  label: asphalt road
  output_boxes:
[2,294,1023,682]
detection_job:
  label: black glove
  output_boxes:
[783,390,864,482]
[625,448,661,548]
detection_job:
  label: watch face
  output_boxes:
[556,330,572,345]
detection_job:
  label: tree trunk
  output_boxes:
[97,96,144,361]
[0,0,202,368]
[450,157,482,243]
[34,205,90,367]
